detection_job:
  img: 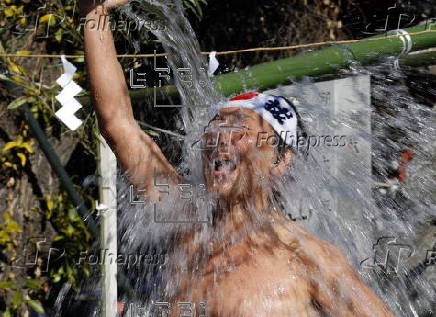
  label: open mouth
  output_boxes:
[212,157,237,177]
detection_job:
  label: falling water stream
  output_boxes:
[58,1,435,316]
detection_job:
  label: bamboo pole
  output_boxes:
[22,104,98,236]
[400,48,436,67]
[214,25,436,96]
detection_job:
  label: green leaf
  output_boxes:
[7,96,35,109]
[66,224,75,235]
[11,290,23,307]
[52,274,61,283]
[24,279,41,290]
[6,220,22,233]
[26,299,46,314]
[66,264,74,280]
[0,280,16,289]
[184,0,205,18]
[68,208,78,220]
[183,1,196,14]
[4,7,15,17]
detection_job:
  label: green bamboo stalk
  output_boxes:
[215,25,436,95]
[399,49,436,67]
[76,24,436,107]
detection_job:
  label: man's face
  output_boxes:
[201,107,279,199]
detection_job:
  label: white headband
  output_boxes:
[219,92,298,147]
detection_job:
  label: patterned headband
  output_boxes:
[219,92,298,147]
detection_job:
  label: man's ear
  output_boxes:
[270,148,293,177]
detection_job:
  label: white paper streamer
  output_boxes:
[387,29,413,70]
[208,51,219,76]
[394,29,413,56]
[55,55,83,130]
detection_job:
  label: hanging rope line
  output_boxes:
[0,29,435,59]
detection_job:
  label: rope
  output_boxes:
[0,30,434,59]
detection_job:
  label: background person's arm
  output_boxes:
[80,1,180,197]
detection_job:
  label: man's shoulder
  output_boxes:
[272,221,337,252]
[272,221,354,273]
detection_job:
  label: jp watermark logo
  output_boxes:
[129,168,211,224]
[10,237,167,271]
[360,237,414,274]
[128,51,210,108]
[77,249,167,269]
[79,14,165,33]
[122,300,207,317]
[11,237,65,272]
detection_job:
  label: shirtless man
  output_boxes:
[80,1,395,316]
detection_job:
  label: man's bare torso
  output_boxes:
[166,217,392,317]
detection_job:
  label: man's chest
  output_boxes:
[169,246,320,317]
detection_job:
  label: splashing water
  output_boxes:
[59,1,435,316]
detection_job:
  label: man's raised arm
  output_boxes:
[80,0,179,194]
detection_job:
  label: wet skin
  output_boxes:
[81,3,394,314]
[164,107,394,317]
[201,107,288,201]
[171,218,394,317]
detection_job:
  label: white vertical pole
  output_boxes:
[98,134,118,317]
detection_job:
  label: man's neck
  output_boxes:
[212,188,281,238]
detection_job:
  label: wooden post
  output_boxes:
[98,135,118,317]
